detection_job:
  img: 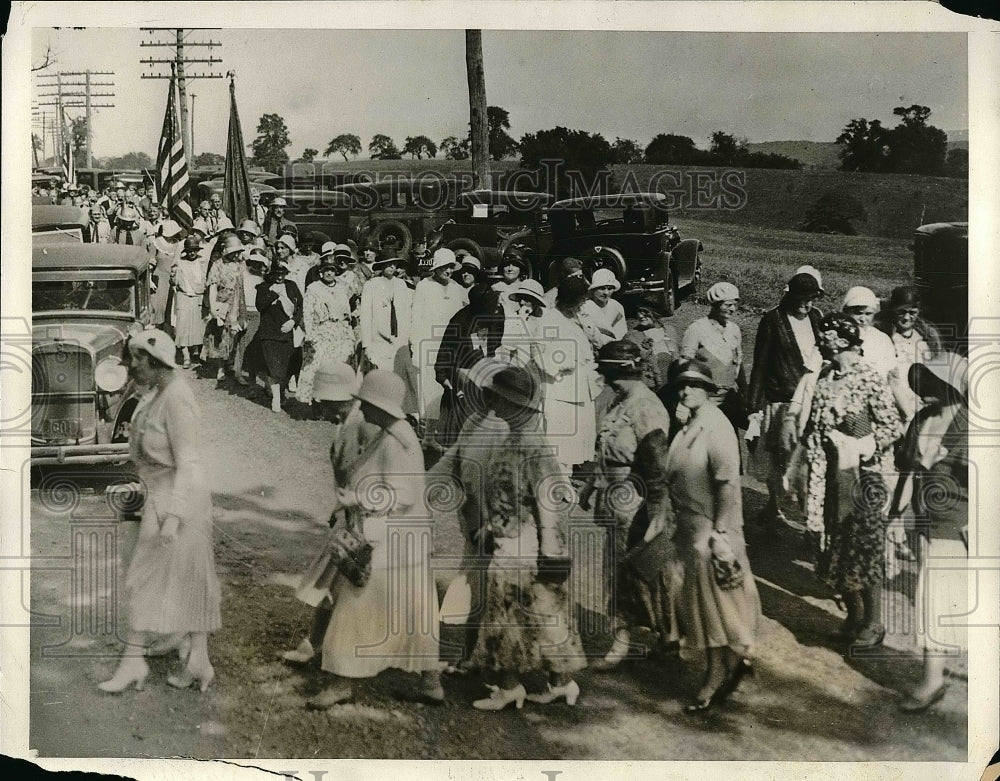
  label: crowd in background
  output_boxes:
[88,181,968,718]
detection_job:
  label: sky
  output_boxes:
[30,28,968,161]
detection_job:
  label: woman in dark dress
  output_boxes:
[252,258,304,413]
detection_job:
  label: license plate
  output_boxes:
[42,418,82,438]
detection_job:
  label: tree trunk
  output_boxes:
[465,30,491,190]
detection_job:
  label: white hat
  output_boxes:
[784,264,825,293]
[319,241,338,258]
[431,247,459,271]
[271,197,288,208]
[313,361,360,402]
[354,370,406,419]
[842,286,879,311]
[159,219,183,239]
[589,268,621,292]
[277,234,297,252]
[510,279,547,307]
[128,328,178,369]
[706,281,740,303]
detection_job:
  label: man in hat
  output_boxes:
[193,200,219,236]
[112,198,144,246]
[747,270,825,527]
[409,248,470,435]
[85,203,112,244]
[249,186,268,226]
[359,252,412,372]
[263,197,296,246]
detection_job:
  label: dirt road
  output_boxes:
[28,310,967,761]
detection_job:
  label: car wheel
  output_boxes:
[369,219,413,260]
[580,246,626,282]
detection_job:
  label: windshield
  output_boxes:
[33,279,136,314]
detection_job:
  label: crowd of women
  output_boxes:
[98,208,969,720]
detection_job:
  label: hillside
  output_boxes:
[745,140,841,169]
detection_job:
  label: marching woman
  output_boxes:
[359,252,412,371]
[306,371,443,708]
[457,366,586,710]
[665,358,762,712]
[233,250,269,386]
[171,236,208,369]
[99,329,221,693]
[203,233,248,383]
[801,314,903,647]
[252,256,304,413]
[296,253,355,409]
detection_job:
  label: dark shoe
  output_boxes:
[852,624,886,649]
[683,686,728,713]
[394,684,445,706]
[716,658,755,701]
[898,683,948,713]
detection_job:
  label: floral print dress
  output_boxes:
[202,258,245,361]
[804,362,902,592]
[296,280,355,404]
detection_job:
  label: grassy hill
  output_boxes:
[745,140,842,169]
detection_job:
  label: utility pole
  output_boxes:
[37,70,116,168]
[190,93,197,159]
[465,30,491,190]
[140,28,222,157]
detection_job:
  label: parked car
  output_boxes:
[912,221,968,351]
[31,244,152,466]
[258,188,353,244]
[333,178,462,261]
[426,189,554,271]
[503,192,702,314]
[194,178,276,205]
[32,205,89,245]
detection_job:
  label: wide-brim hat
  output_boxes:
[221,234,245,257]
[670,357,717,389]
[238,219,261,238]
[908,352,968,399]
[372,251,403,271]
[318,255,341,271]
[485,365,543,413]
[333,244,354,261]
[354,370,406,419]
[589,268,621,292]
[246,250,270,269]
[510,278,547,307]
[313,361,359,402]
[128,328,178,369]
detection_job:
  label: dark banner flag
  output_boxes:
[155,64,193,228]
[223,73,252,226]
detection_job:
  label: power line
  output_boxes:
[37,70,117,168]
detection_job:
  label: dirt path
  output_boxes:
[29,355,967,761]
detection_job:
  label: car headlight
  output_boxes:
[95,357,128,393]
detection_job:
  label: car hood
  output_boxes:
[33,317,132,358]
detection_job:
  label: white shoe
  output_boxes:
[282,638,315,664]
[271,397,282,413]
[472,683,526,711]
[287,376,298,393]
[525,680,580,706]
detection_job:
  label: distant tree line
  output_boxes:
[836,104,966,178]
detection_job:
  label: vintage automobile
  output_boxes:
[503,192,702,314]
[425,189,554,271]
[912,221,968,350]
[332,178,462,260]
[258,188,354,244]
[31,244,152,465]
[32,205,89,245]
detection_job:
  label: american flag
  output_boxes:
[61,138,75,187]
[155,66,193,228]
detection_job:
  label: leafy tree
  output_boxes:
[745,151,801,170]
[325,133,362,162]
[837,118,891,173]
[300,148,318,162]
[69,116,89,167]
[192,152,226,168]
[519,126,615,199]
[886,104,948,175]
[709,131,748,165]
[402,135,438,160]
[486,106,519,160]
[440,135,470,160]
[645,133,701,164]
[945,147,969,179]
[802,191,867,235]
[250,113,291,173]
[611,137,644,164]
[369,133,402,160]
[102,152,154,170]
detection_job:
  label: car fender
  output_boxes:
[669,238,701,288]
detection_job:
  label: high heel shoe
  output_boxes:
[590,632,631,673]
[472,683,526,711]
[683,685,728,713]
[167,663,215,692]
[98,657,149,694]
[716,658,755,701]
[525,680,580,706]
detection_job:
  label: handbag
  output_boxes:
[328,518,374,588]
[708,530,744,590]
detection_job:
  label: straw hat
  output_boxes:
[372,251,403,271]
[509,278,546,308]
[430,247,459,271]
[354,370,406,419]
[128,328,178,369]
[312,361,359,402]
[589,268,621,291]
[237,219,261,238]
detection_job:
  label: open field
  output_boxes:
[281,158,966,240]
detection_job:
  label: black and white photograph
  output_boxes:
[3,2,999,779]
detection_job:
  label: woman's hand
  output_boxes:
[159,515,180,544]
[280,319,294,334]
